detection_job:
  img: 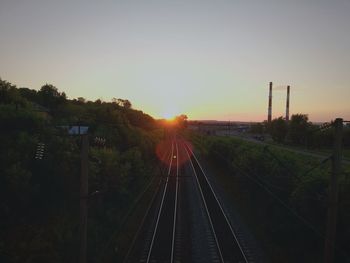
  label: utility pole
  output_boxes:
[324,118,343,263]
[80,134,89,263]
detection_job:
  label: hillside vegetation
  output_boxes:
[0,78,163,262]
[191,134,350,263]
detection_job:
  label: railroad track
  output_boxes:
[124,137,251,263]
[183,140,249,263]
[124,138,181,263]
[145,140,179,262]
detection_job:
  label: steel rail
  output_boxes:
[146,140,174,263]
[182,140,225,263]
[122,142,174,263]
[146,138,179,263]
[183,140,248,263]
[170,141,179,263]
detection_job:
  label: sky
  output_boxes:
[1,0,349,122]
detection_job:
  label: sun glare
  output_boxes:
[161,108,180,121]
[164,115,175,121]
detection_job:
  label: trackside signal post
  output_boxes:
[324,118,343,263]
[80,134,89,263]
[58,125,89,263]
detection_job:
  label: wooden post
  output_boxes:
[324,118,343,263]
[80,134,89,263]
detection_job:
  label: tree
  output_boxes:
[0,77,164,262]
[77,97,86,103]
[270,117,288,143]
[174,114,188,129]
[38,84,66,108]
[114,98,132,109]
[287,114,311,145]
[0,78,20,104]
[18,87,38,102]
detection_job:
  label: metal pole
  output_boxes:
[80,134,89,263]
[268,82,273,123]
[324,118,343,263]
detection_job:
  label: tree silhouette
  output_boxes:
[38,84,66,108]
[287,114,311,145]
[270,117,288,143]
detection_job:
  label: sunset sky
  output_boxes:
[1,0,349,122]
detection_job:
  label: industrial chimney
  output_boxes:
[286,85,290,121]
[268,82,272,123]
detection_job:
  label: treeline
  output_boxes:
[0,78,163,262]
[192,134,350,262]
[250,114,350,148]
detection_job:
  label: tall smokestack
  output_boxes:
[286,85,290,121]
[268,82,272,123]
